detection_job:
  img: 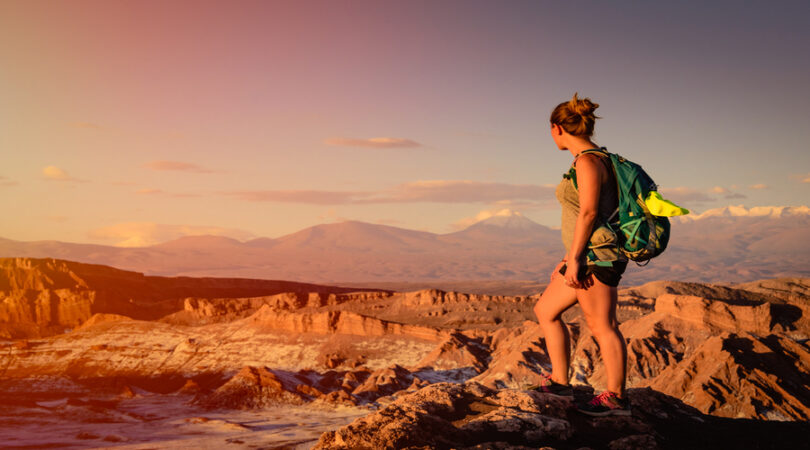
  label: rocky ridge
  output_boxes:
[1,258,809,448]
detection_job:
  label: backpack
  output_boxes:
[565,147,689,265]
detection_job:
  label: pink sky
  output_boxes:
[1,1,809,246]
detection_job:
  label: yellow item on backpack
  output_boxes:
[644,191,689,217]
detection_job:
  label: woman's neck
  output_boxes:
[567,137,600,157]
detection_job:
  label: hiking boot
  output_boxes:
[524,373,574,400]
[576,390,631,416]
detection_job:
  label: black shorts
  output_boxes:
[559,261,628,287]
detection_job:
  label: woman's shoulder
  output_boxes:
[573,152,606,169]
[574,152,611,184]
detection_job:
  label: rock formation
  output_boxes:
[1,257,809,448]
[313,382,808,450]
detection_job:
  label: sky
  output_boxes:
[2,0,809,247]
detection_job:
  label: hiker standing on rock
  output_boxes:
[530,93,631,416]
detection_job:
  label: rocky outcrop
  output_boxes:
[644,331,810,420]
[193,366,306,409]
[314,382,808,450]
[468,323,555,389]
[247,305,448,341]
[3,257,810,430]
[0,257,382,338]
[415,332,490,372]
[655,294,773,335]
[401,289,532,307]
[162,290,403,326]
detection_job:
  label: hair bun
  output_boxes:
[568,92,599,117]
[550,92,601,137]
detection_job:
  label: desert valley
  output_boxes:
[1,256,808,449]
[6,1,810,448]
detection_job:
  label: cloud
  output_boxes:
[137,188,165,195]
[711,185,746,198]
[450,208,524,231]
[490,198,551,210]
[678,205,810,221]
[135,188,201,198]
[789,173,810,183]
[360,180,553,204]
[658,187,714,204]
[142,160,219,173]
[225,180,554,205]
[324,137,422,148]
[226,189,364,204]
[749,183,769,189]
[42,165,85,182]
[0,175,18,187]
[88,222,256,247]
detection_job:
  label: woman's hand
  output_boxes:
[563,257,594,289]
[563,258,582,289]
[551,260,566,282]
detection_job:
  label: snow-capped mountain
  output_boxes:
[0,206,808,285]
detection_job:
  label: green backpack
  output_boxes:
[565,147,688,265]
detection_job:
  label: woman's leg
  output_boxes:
[533,275,579,385]
[576,276,627,397]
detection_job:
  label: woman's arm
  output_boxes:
[563,154,603,288]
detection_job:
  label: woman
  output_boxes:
[531,93,630,417]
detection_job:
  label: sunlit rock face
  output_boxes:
[1,258,809,448]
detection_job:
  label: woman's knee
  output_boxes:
[534,302,561,324]
[589,321,620,340]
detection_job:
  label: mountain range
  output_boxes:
[1,206,808,289]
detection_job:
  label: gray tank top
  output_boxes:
[555,149,626,264]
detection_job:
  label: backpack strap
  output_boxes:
[564,147,610,190]
[562,147,617,267]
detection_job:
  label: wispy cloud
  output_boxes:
[0,175,18,187]
[491,199,551,209]
[225,180,553,205]
[659,187,714,204]
[42,166,86,182]
[789,173,810,183]
[749,183,769,189]
[88,222,255,247]
[711,185,746,199]
[142,160,220,173]
[226,189,363,204]
[360,180,552,204]
[137,188,165,195]
[135,188,201,198]
[324,137,422,148]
